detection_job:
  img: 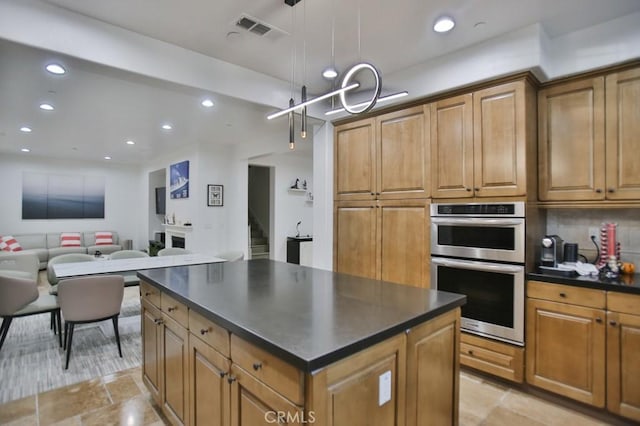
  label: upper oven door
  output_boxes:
[431,217,525,263]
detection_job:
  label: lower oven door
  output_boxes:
[431,256,524,345]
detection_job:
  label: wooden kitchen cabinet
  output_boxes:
[605,67,640,200]
[142,298,162,405]
[526,281,606,407]
[431,80,533,199]
[460,332,524,383]
[334,118,376,201]
[334,199,430,288]
[162,314,190,425]
[606,292,640,422]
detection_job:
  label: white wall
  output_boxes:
[0,153,142,245]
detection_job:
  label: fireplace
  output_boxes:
[172,236,186,249]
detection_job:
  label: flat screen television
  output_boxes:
[155,187,166,215]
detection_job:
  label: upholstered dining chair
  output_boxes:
[109,250,149,286]
[214,250,244,262]
[57,275,125,369]
[157,247,192,256]
[0,274,62,351]
[47,253,96,295]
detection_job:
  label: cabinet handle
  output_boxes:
[595,317,603,323]
[144,292,151,297]
[200,328,209,335]
[252,362,263,371]
[465,188,472,192]
[376,192,381,196]
[559,292,566,298]
[609,320,618,327]
[370,192,375,196]
[167,306,176,312]
[474,187,479,192]
[595,188,603,193]
[219,371,227,378]
[227,375,237,384]
[154,318,164,325]
[607,188,615,193]
[468,350,474,356]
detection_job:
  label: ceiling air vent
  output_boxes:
[235,14,273,37]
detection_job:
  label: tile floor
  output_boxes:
[0,368,620,425]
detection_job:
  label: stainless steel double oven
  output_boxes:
[430,202,525,345]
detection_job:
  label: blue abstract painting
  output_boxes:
[170,160,189,199]
[22,173,105,219]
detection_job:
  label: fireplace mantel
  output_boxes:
[163,224,193,249]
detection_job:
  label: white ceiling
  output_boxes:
[1,0,639,164]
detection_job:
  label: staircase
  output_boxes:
[249,213,269,259]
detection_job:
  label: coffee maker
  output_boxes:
[540,235,563,267]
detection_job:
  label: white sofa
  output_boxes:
[0,232,122,269]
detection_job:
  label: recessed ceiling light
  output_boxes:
[126,140,135,145]
[21,148,30,153]
[104,156,112,160]
[45,63,66,75]
[162,124,173,130]
[433,16,455,33]
[20,126,32,133]
[201,99,214,108]
[322,67,338,79]
[39,103,54,111]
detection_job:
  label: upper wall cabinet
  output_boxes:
[605,67,640,200]
[431,81,533,199]
[334,106,430,201]
[539,66,640,202]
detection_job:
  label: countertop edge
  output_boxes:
[139,271,466,372]
[527,272,640,294]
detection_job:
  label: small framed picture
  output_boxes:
[207,184,223,207]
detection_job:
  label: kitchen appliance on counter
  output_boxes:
[430,202,525,345]
[540,235,564,267]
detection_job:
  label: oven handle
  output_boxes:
[431,257,524,273]
[431,217,524,226]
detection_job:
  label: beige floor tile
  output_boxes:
[80,395,161,426]
[459,407,484,426]
[105,375,144,404]
[38,379,111,426]
[501,390,609,426]
[48,416,81,426]
[459,373,507,419]
[2,415,39,426]
[0,395,36,424]
[482,406,546,426]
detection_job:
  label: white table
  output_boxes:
[53,253,225,279]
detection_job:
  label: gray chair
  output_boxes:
[109,250,149,286]
[58,275,125,369]
[0,274,62,351]
[47,253,96,295]
[0,252,40,281]
[215,250,244,262]
[157,247,191,256]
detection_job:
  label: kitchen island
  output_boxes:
[138,259,466,426]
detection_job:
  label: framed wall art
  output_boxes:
[207,184,223,207]
[170,160,189,199]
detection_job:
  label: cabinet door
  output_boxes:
[406,308,460,426]
[377,106,430,199]
[538,77,606,201]
[230,364,303,426]
[308,334,406,426]
[189,335,231,426]
[431,94,474,198]
[142,299,163,406]
[607,311,640,422]
[525,298,605,407]
[605,67,640,200]
[334,201,377,279]
[162,314,190,425]
[378,199,430,288]
[334,119,376,201]
[473,82,527,197]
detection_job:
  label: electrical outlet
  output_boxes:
[588,227,600,241]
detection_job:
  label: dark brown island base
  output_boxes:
[137,259,466,426]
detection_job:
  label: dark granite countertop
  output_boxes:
[527,272,640,295]
[138,259,466,372]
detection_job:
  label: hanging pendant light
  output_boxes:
[301,85,307,138]
[288,98,295,150]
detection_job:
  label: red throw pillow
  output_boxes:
[95,231,113,245]
[0,235,22,252]
[60,233,81,247]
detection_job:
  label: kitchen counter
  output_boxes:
[527,271,640,294]
[138,259,466,372]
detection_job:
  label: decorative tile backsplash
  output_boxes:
[546,209,640,266]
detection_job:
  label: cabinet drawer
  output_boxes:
[607,291,640,314]
[140,280,161,308]
[528,281,606,308]
[230,334,304,405]
[161,292,189,328]
[460,333,524,383]
[188,309,230,357]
